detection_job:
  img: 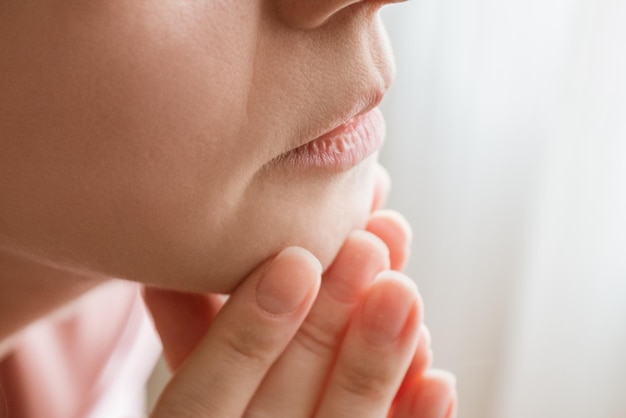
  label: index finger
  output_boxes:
[150,247,321,418]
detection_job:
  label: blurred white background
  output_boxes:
[380,1,626,417]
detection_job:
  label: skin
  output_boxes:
[0,0,394,293]
[146,206,458,418]
[0,0,457,415]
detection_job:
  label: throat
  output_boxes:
[0,250,105,358]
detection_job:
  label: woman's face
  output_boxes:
[0,0,398,292]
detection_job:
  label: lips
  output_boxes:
[277,107,386,172]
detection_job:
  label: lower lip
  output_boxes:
[279,108,386,172]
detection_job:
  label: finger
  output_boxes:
[392,369,457,418]
[371,163,391,212]
[142,287,224,371]
[366,210,412,271]
[246,230,390,417]
[407,325,433,380]
[151,247,322,418]
[315,271,422,418]
[394,325,433,406]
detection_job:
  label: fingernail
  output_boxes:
[256,247,321,315]
[360,271,418,346]
[323,230,389,304]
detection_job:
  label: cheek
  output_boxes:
[1,3,380,293]
[136,154,378,294]
[0,4,267,281]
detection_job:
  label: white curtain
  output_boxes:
[380,1,626,417]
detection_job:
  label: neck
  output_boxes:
[0,249,104,358]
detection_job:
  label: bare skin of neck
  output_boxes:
[0,251,144,417]
[0,250,104,358]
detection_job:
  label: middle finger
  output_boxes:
[245,229,389,417]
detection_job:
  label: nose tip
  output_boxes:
[274,0,408,30]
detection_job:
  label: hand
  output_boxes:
[143,166,457,417]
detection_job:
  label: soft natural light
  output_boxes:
[380,1,626,417]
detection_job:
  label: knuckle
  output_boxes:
[152,390,214,418]
[293,318,340,357]
[220,324,277,370]
[335,359,391,400]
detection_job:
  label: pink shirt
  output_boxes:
[0,281,161,418]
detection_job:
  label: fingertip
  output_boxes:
[374,271,424,343]
[359,271,422,347]
[345,229,391,268]
[368,210,413,247]
[255,246,321,316]
[373,271,422,311]
[405,370,457,418]
[427,369,457,390]
[322,230,390,304]
[366,210,413,271]
[276,246,323,277]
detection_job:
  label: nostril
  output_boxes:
[274,0,407,30]
[274,0,359,30]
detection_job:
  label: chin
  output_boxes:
[230,153,379,290]
[308,193,373,271]
[91,154,380,295]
